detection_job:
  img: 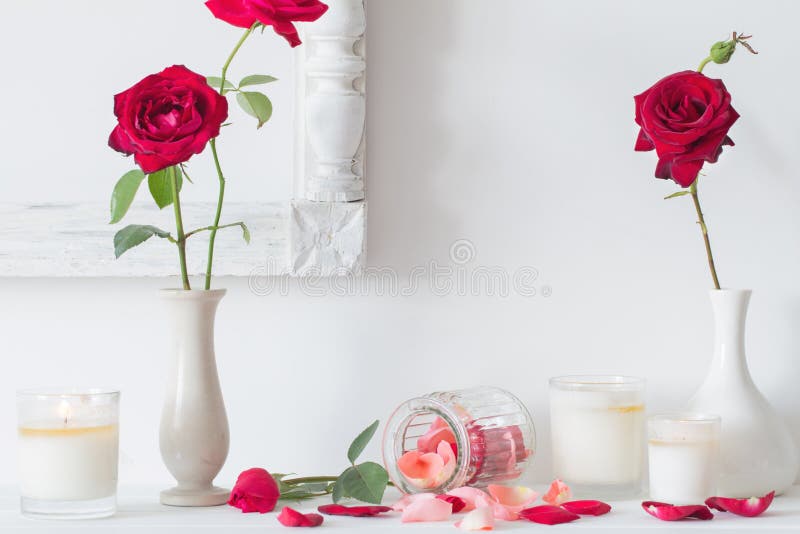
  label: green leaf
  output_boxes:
[664,191,691,200]
[239,74,278,87]
[109,169,145,224]
[240,222,251,244]
[148,167,182,210]
[331,476,346,504]
[206,76,236,93]
[236,91,273,128]
[113,225,171,259]
[347,420,379,464]
[338,462,389,505]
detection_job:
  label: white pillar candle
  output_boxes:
[17,390,120,519]
[648,414,720,504]
[549,376,645,498]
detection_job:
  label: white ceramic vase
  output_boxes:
[159,289,230,506]
[688,289,798,497]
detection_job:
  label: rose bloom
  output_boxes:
[634,70,739,187]
[109,65,228,174]
[228,467,281,513]
[205,0,328,47]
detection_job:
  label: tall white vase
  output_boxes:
[688,289,798,497]
[159,289,230,506]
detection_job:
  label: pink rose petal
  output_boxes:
[487,484,539,509]
[392,493,436,512]
[436,494,467,513]
[398,450,446,481]
[705,491,775,517]
[447,487,496,513]
[401,496,453,523]
[642,501,714,521]
[561,500,611,516]
[542,479,572,506]
[519,505,580,525]
[418,417,457,454]
[456,506,495,531]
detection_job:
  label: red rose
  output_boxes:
[109,65,228,174]
[634,71,739,187]
[205,0,329,47]
[228,467,281,513]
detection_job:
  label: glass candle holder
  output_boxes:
[648,413,720,504]
[17,389,120,519]
[549,376,645,499]
[383,386,535,494]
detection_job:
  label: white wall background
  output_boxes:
[1,0,799,489]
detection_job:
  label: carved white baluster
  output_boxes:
[300,0,366,202]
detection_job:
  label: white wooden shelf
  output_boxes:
[1,487,799,533]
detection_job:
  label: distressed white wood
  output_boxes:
[2,485,800,532]
[290,200,365,275]
[0,0,368,278]
[0,203,286,277]
[296,0,366,202]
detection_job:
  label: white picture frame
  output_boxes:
[0,0,366,278]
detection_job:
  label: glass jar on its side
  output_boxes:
[383,386,535,494]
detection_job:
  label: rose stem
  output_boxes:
[691,56,721,290]
[690,179,721,290]
[204,23,257,291]
[281,475,396,488]
[170,165,191,290]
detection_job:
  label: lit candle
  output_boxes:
[648,413,720,504]
[17,389,120,519]
[549,376,645,498]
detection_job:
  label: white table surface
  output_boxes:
[1,486,799,533]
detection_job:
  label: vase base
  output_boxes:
[160,486,230,507]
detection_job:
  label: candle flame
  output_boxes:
[57,400,72,424]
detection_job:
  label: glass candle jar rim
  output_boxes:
[17,388,120,400]
[649,412,721,425]
[549,375,645,391]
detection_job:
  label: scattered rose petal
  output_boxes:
[456,506,495,531]
[561,500,611,516]
[447,487,496,512]
[227,467,280,513]
[542,479,572,506]
[401,496,453,523]
[392,492,436,512]
[488,484,539,509]
[398,450,446,482]
[520,505,580,525]
[642,501,713,521]
[418,417,457,455]
[277,507,324,527]
[705,491,775,517]
[317,504,393,517]
[437,494,467,513]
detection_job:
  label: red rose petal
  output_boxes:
[561,500,612,516]
[436,494,467,513]
[705,491,775,517]
[642,501,713,521]
[519,505,580,525]
[317,504,393,517]
[277,507,324,527]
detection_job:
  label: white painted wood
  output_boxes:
[290,200,365,275]
[296,0,366,202]
[1,485,799,532]
[0,203,286,277]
